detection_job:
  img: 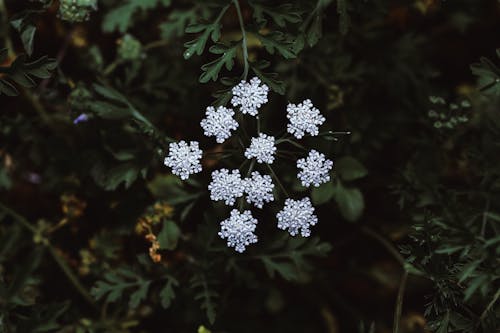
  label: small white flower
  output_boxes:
[208,169,245,205]
[244,133,276,164]
[297,149,333,187]
[200,106,239,143]
[276,197,318,237]
[219,209,258,253]
[231,77,269,116]
[164,141,203,180]
[244,171,275,208]
[286,99,325,139]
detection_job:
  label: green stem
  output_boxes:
[233,0,249,80]
[480,287,500,321]
[0,202,37,233]
[49,246,97,307]
[393,270,408,333]
[360,226,406,267]
[103,59,122,77]
[0,0,14,58]
[0,202,96,308]
[266,164,289,197]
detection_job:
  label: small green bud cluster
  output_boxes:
[118,34,144,61]
[427,96,471,130]
[58,0,97,23]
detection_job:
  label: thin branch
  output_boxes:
[393,270,408,333]
[266,164,289,197]
[233,0,249,80]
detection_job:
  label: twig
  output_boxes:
[266,164,289,197]
[0,0,14,58]
[0,202,96,308]
[393,270,408,333]
[360,226,406,267]
[233,0,249,80]
[480,287,500,321]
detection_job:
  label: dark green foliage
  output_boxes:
[0,48,56,95]
[1,0,500,332]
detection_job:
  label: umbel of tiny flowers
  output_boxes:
[208,169,245,206]
[218,209,258,253]
[200,106,239,143]
[244,171,275,209]
[164,141,203,180]
[244,133,276,164]
[297,149,333,187]
[231,77,269,116]
[287,99,326,139]
[276,197,318,237]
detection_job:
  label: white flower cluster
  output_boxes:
[297,150,333,187]
[244,133,276,164]
[164,141,202,180]
[200,106,239,143]
[244,171,275,208]
[208,169,245,206]
[163,77,338,252]
[231,77,269,116]
[277,198,318,237]
[218,210,258,253]
[287,99,326,139]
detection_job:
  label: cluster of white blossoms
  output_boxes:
[244,171,275,208]
[200,106,239,143]
[277,198,318,237]
[297,150,334,187]
[218,210,258,253]
[163,77,337,252]
[244,133,276,164]
[287,99,326,139]
[163,141,202,180]
[231,77,269,116]
[208,169,245,205]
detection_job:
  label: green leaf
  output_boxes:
[102,0,167,33]
[160,276,179,308]
[311,181,336,205]
[91,268,151,308]
[147,173,201,204]
[190,274,218,324]
[458,260,481,283]
[159,9,198,40]
[256,32,297,59]
[306,14,322,47]
[464,275,488,301]
[252,65,286,94]
[262,257,298,281]
[334,182,364,222]
[91,161,143,191]
[158,220,181,250]
[471,51,500,97]
[0,52,57,96]
[184,22,221,59]
[336,156,368,181]
[199,44,237,83]
[11,14,37,56]
[250,3,302,27]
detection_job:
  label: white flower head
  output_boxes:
[244,171,275,208]
[164,140,203,180]
[286,99,325,139]
[297,149,333,187]
[231,77,269,116]
[219,209,258,253]
[208,169,245,206]
[276,197,318,237]
[244,133,276,164]
[200,106,239,143]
